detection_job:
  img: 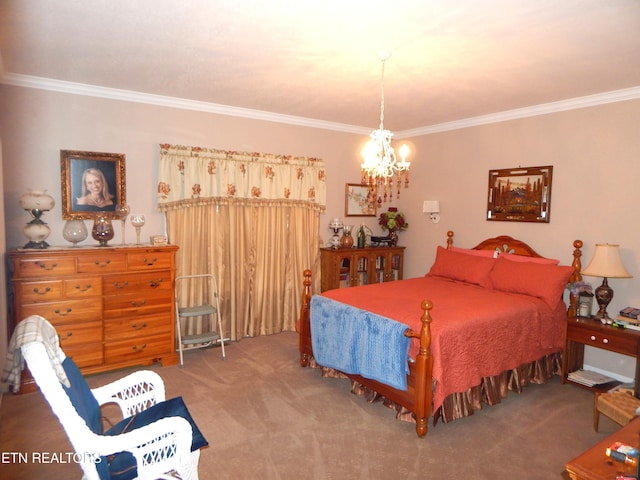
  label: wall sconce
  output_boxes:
[581,243,633,322]
[423,201,440,223]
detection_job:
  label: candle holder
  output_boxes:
[130,214,146,245]
[115,203,130,244]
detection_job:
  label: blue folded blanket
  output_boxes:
[310,295,410,391]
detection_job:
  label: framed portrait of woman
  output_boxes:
[60,150,126,219]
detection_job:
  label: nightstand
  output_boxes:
[562,316,640,397]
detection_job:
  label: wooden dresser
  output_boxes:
[319,246,404,292]
[8,245,179,392]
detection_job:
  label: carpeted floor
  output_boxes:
[0,332,617,479]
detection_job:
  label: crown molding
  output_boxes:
[396,86,640,138]
[0,73,370,135]
[3,72,639,138]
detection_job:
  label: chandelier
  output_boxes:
[361,51,411,204]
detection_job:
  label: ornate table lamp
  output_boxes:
[581,243,632,321]
[19,189,55,249]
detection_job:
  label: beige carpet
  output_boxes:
[0,332,616,479]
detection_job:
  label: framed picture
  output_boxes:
[61,150,126,219]
[487,165,553,223]
[345,183,377,217]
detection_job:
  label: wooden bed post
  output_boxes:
[299,269,313,367]
[405,300,433,437]
[567,240,583,318]
[446,230,454,250]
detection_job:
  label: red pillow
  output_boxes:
[489,257,574,308]
[427,246,496,287]
[450,246,497,258]
[497,251,560,265]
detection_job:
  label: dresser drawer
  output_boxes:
[19,280,64,303]
[63,277,103,298]
[102,272,172,295]
[57,320,103,347]
[127,252,174,271]
[104,334,173,364]
[64,345,104,368]
[21,300,102,324]
[103,292,172,317]
[104,313,171,341]
[14,257,77,278]
[76,254,127,273]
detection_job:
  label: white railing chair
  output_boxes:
[11,316,205,480]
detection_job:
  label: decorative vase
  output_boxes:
[388,229,398,246]
[92,216,114,246]
[62,217,88,247]
[340,225,354,249]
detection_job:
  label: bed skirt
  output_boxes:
[309,351,562,425]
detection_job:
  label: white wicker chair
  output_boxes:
[21,340,202,479]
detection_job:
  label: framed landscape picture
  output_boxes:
[61,150,126,219]
[486,165,553,223]
[345,183,377,217]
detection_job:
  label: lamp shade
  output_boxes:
[582,244,632,278]
[423,201,440,214]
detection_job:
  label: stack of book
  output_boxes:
[614,307,640,330]
[568,369,617,387]
[618,307,640,324]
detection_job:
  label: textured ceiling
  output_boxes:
[1,0,640,133]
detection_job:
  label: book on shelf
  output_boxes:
[568,369,617,387]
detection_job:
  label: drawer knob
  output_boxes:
[131,322,147,330]
[74,284,92,292]
[33,287,52,295]
[131,300,147,307]
[143,257,158,266]
[590,335,596,341]
[148,278,163,288]
[113,281,129,289]
[603,338,609,344]
[54,308,72,316]
[94,259,111,267]
[132,344,147,352]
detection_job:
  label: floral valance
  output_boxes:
[157,144,326,212]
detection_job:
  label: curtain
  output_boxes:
[158,144,325,340]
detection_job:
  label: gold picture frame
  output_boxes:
[61,150,126,219]
[487,165,553,223]
[345,183,377,217]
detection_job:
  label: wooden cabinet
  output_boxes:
[320,246,404,292]
[8,245,179,392]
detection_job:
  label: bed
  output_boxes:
[298,231,583,437]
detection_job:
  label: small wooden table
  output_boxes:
[565,416,640,479]
[562,316,640,397]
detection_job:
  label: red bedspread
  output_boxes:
[321,276,566,412]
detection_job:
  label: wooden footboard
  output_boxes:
[298,268,434,437]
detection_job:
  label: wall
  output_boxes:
[398,99,640,381]
[2,84,639,379]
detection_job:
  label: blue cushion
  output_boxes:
[104,396,208,480]
[61,358,110,479]
[61,357,102,434]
